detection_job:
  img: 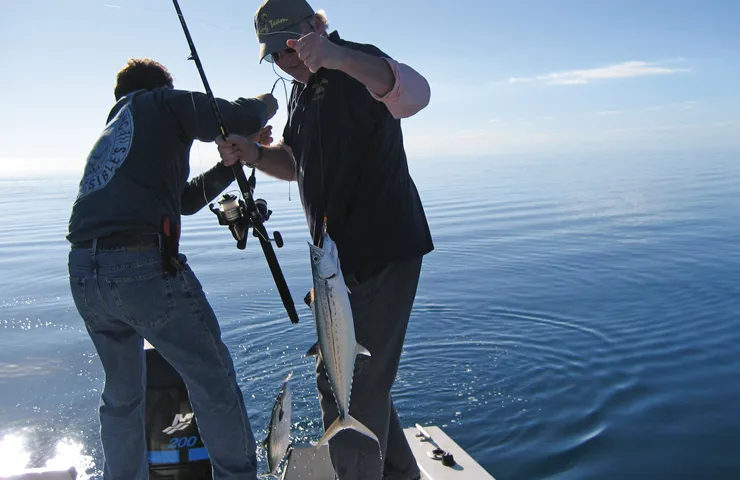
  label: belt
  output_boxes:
[71,233,161,250]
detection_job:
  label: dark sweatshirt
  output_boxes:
[67,86,268,243]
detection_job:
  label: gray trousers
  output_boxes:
[315,255,424,480]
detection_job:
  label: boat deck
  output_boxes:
[3,425,495,480]
[283,425,495,480]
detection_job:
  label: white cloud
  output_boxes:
[507,61,691,86]
[597,110,620,116]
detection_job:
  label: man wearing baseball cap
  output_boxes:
[216,2,433,479]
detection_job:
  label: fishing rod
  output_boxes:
[171,0,300,324]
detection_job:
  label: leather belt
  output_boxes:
[71,233,161,250]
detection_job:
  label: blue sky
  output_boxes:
[0,0,738,175]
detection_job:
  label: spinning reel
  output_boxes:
[206,169,298,324]
[172,0,299,325]
[209,176,284,250]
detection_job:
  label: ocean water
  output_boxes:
[1,150,739,479]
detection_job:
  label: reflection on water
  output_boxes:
[1,152,740,479]
[0,433,95,479]
[0,435,30,477]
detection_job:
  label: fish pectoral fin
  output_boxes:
[304,289,316,317]
[303,289,314,307]
[306,342,320,357]
[355,343,371,357]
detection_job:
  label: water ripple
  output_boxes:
[1,153,739,478]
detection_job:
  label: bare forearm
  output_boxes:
[256,142,296,182]
[336,47,395,98]
[334,48,431,118]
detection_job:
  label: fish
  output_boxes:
[263,371,293,474]
[304,228,379,449]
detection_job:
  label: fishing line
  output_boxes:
[305,24,329,240]
[269,63,294,202]
[189,91,209,206]
[261,25,329,239]
[315,89,326,239]
[170,0,300,325]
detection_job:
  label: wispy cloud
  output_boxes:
[507,61,691,86]
[606,122,738,134]
[104,4,122,8]
[597,110,620,116]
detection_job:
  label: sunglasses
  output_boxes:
[271,47,296,62]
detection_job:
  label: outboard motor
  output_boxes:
[144,343,213,480]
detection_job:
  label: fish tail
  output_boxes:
[315,413,379,450]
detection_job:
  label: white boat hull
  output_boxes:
[3,425,493,480]
[0,467,77,480]
[282,425,495,480]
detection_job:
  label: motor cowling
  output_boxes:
[145,347,212,480]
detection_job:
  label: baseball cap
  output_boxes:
[254,0,316,63]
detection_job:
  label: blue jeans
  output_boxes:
[68,243,257,480]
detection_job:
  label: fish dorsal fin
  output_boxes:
[355,343,371,357]
[306,342,320,358]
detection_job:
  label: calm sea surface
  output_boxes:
[1,151,739,479]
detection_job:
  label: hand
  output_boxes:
[255,93,278,120]
[287,32,346,73]
[215,135,257,167]
[249,125,273,146]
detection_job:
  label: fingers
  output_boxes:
[305,55,323,72]
[288,33,318,59]
[259,126,274,146]
[292,34,314,58]
[288,33,331,72]
[294,46,320,72]
[287,32,314,51]
[216,134,251,166]
[222,134,250,149]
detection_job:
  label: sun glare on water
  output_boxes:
[0,434,30,476]
[0,433,95,479]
